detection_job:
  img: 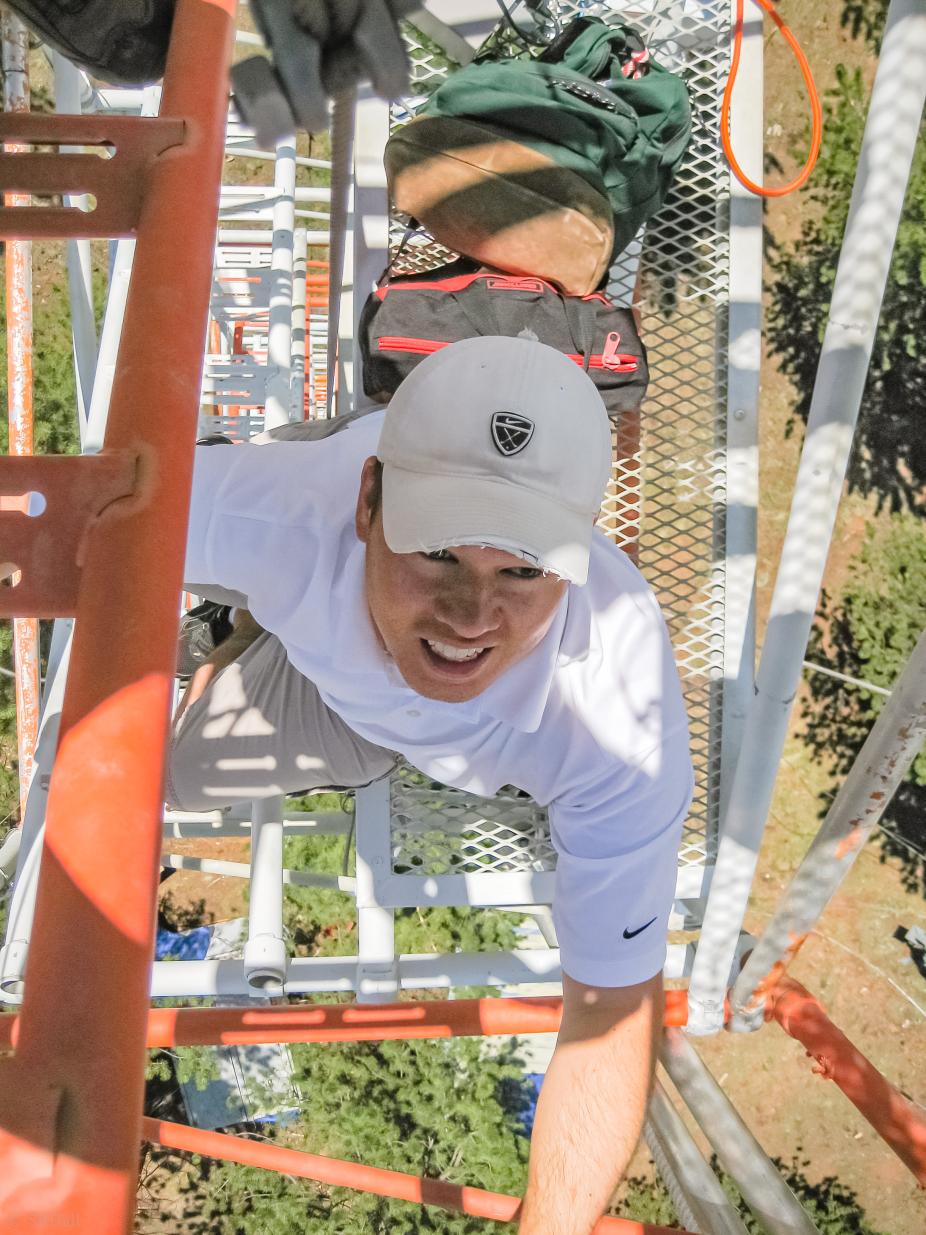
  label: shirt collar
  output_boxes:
[470,594,569,733]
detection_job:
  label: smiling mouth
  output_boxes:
[422,639,493,676]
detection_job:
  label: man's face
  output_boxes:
[355,458,569,703]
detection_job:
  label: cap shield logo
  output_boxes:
[491,411,534,457]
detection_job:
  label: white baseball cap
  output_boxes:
[376,336,612,586]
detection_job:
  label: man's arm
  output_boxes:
[518,970,662,1235]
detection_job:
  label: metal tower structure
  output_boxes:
[0,1,925,1231]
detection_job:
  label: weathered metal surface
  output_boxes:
[0,454,137,617]
[0,113,185,238]
[0,1,237,1230]
[769,977,926,1186]
[3,8,39,810]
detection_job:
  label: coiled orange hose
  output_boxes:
[721,0,823,197]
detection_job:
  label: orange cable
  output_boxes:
[721,0,822,197]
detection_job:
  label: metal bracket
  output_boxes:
[0,113,186,238]
[0,453,137,616]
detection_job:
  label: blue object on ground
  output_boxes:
[155,925,212,961]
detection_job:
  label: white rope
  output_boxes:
[802,660,892,697]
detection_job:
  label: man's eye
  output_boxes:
[422,549,454,562]
[506,566,544,580]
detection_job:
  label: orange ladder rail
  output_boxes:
[0,2,235,1232]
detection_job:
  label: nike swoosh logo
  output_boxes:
[623,916,657,940]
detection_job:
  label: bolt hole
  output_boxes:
[0,491,46,516]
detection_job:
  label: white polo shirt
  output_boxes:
[185,412,693,988]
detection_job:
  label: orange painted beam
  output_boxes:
[0,991,692,1052]
[142,1116,692,1235]
[768,977,926,1185]
[0,114,185,238]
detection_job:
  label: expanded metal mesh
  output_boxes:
[385,1,733,888]
[390,764,555,876]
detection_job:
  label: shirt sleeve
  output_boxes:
[549,742,693,988]
[184,443,321,613]
[545,574,695,989]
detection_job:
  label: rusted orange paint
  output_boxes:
[4,16,39,816]
[769,977,926,1185]
[0,990,694,1054]
[749,933,810,1011]
[142,1117,692,1235]
[834,824,866,861]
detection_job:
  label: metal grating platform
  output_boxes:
[375,0,739,897]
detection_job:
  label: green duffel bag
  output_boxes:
[385,17,691,296]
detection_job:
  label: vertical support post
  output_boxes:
[646,1083,751,1235]
[83,237,135,451]
[243,794,288,988]
[354,777,398,1002]
[352,92,390,414]
[264,138,295,429]
[720,0,761,823]
[687,0,926,1034]
[82,88,160,454]
[291,227,307,420]
[52,53,99,435]
[2,9,39,815]
[0,631,72,1001]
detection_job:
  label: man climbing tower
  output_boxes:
[171,335,693,1234]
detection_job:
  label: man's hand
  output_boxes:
[518,971,662,1235]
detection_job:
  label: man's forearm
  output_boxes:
[518,972,661,1235]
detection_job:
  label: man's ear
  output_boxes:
[355,456,379,543]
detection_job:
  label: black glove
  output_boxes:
[233,0,417,145]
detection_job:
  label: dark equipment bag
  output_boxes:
[359,259,648,421]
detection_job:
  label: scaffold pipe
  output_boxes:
[768,978,926,1186]
[264,141,296,428]
[643,1114,702,1235]
[660,1030,821,1235]
[140,1116,692,1235]
[243,794,288,988]
[646,1084,750,1235]
[291,227,307,417]
[0,3,237,1231]
[732,629,926,1025]
[0,626,73,1000]
[326,88,355,416]
[160,852,356,891]
[3,9,39,814]
[52,53,99,429]
[686,0,926,1035]
[0,991,692,1051]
